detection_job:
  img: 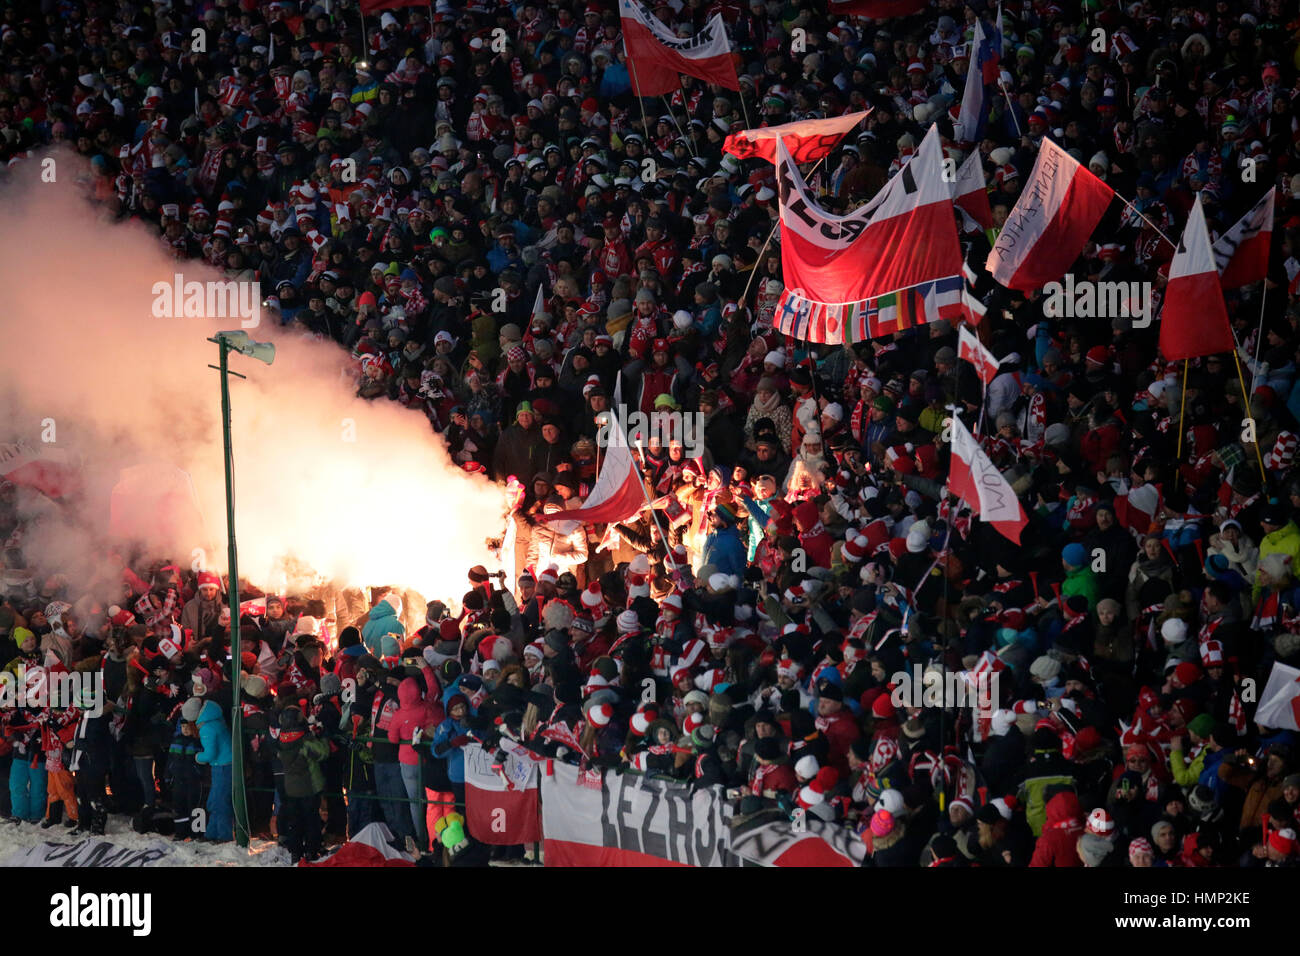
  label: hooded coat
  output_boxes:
[1028,790,1084,867]
[194,699,233,767]
[388,663,445,765]
[362,596,406,655]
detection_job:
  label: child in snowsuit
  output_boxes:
[194,698,234,841]
[167,697,204,839]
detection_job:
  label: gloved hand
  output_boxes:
[450,734,472,748]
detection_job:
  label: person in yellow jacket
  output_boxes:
[1255,504,1300,601]
[1169,714,1217,786]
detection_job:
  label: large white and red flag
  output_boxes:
[952,151,993,233]
[773,125,962,342]
[463,742,541,846]
[1159,195,1235,361]
[619,0,738,96]
[948,414,1027,543]
[723,111,870,164]
[1213,189,1274,289]
[958,325,999,385]
[985,138,1114,291]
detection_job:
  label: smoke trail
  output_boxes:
[0,151,504,602]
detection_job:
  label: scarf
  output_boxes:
[751,389,782,418]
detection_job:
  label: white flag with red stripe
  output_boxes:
[958,325,999,385]
[949,414,1027,543]
[619,0,737,96]
[1213,189,1274,289]
[1159,195,1235,361]
[986,138,1114,291]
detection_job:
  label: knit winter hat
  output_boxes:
[181,697,203,721]
[1061,542,1087,568]
[1029,656,1061,682]
[1161,618,1188,644]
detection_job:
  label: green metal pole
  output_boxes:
[218,340,250,848]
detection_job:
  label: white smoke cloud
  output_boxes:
[0,151,504,602]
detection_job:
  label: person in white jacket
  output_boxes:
[1208,519,1260,582]
[526,499,589,584]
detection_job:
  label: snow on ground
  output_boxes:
[0,817,293,866]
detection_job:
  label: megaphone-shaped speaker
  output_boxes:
[244,341,275,365]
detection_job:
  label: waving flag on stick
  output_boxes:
[723,111,871,164]
[1213,189,1274,289]
[948,414,1027,543]
[1159,195,1234,361]
[958,325,999,385]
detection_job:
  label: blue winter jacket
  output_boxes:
[194,700,233,767]
[362,601,405,655]
[702,526,746,578]
[430,716,473,784]
[1198,746,1231,801]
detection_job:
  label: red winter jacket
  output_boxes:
[388,663,444,766]
[1029,791,1084,867]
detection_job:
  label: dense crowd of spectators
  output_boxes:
[4,0,1300,866]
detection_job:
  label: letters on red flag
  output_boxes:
[986,139,1114,291]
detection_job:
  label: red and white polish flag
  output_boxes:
[958,324,999,385]
[463,742,542,846]
[948,414,1027,544]
[1159,194,1235,361]
[619,0,738,96]
[1213,188,1274,290]
[985,138,1114,291]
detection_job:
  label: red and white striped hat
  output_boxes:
[580,582,604,612]
[630,711,653,736]
[587,702,613,727]
[537,565,558,586]
[1265,431,1297,470]
[682,712,704,735]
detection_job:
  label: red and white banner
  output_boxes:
[464,742,541,846]
[959,325,999,385]
[1159,195,1234,361]
[774,125,961,335]
[1,440,81,499]
[985,138,1114,291]
[949,414,1027,543]
[540,761,735,867]
[619,0,738,96]
[723,111,870,165]
[1254,662,1300,732]
[728,813,865,866]
[953,151,993,232]
[1214,189,1274,289]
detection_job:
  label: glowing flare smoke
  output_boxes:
[0,153,504,600]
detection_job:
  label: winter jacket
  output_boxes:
[430,716,474,784]
[362,599,405,655]
[194,699,233,767]
[1029,791,1084,867]
[279,733,329,798]
[1061,564,1100,610]
[701,526,746,578]
[1257,520,1300,599]
[1014,752,1079,837]
[388,664,445,766]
